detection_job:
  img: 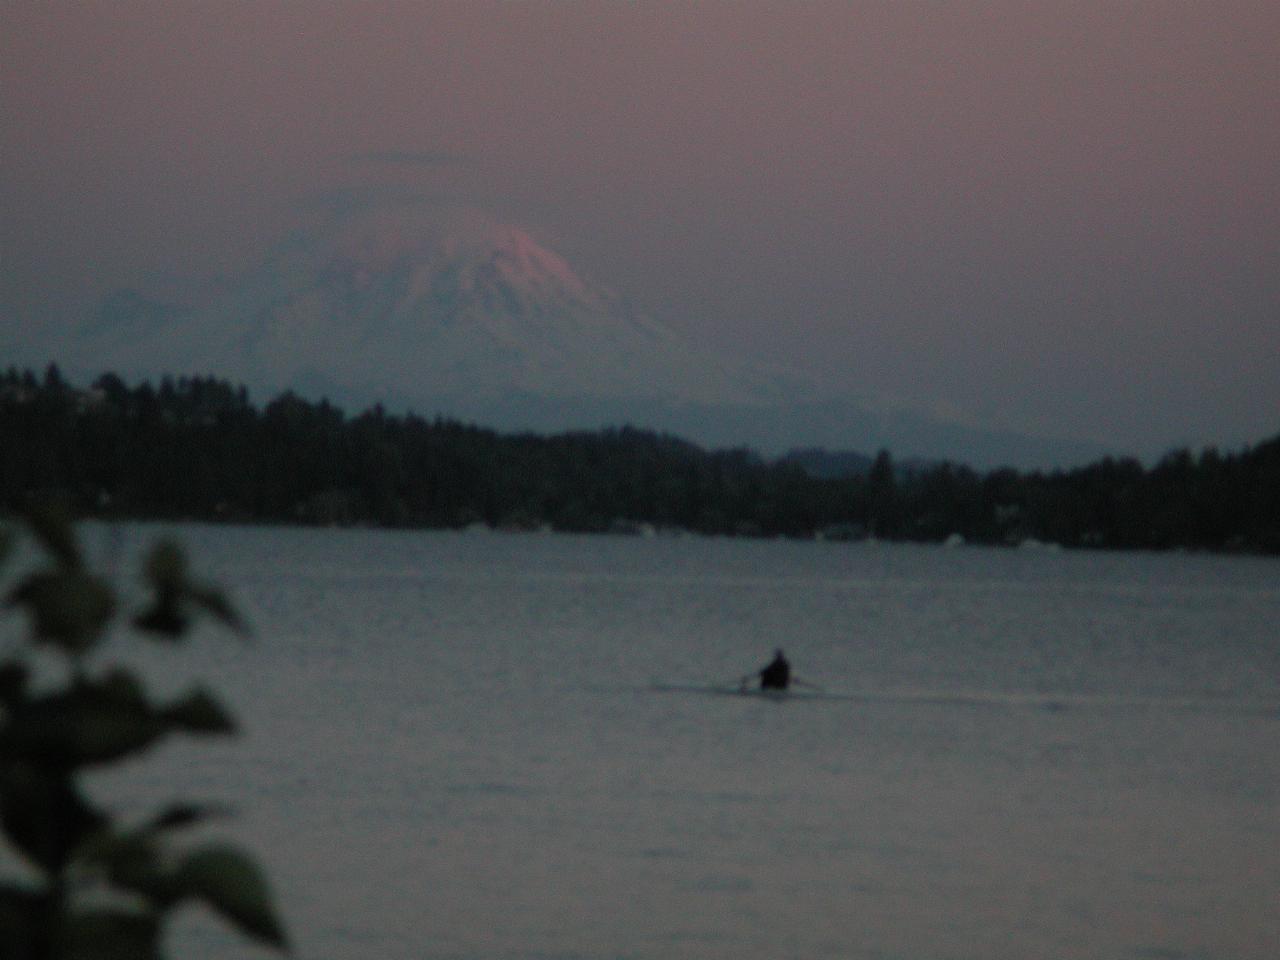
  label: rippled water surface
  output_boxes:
[71,525,1280,959]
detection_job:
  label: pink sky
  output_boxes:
[3,1,1278,455]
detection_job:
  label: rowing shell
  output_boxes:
[650,683,840,701]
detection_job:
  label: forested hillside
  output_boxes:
[4,366,1278,553]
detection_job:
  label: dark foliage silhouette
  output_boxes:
[0,503,287,958]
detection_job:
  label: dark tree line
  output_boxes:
[3,366,1279,553]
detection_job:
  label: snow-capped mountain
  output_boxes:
[61,204,1106,468]
[74,205,809,410]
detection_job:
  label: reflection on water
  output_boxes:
[80,525,1279,960]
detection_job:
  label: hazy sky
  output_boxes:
[3,1,1277,457]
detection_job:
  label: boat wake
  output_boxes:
[648,683,1280,717]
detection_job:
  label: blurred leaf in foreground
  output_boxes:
[0,510,288,957]
[176,845,289,948]
[7,570,115,654]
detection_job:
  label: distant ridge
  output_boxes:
[781,448,875,479]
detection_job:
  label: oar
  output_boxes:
[792,676,825,693]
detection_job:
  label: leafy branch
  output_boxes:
[0,506,286,958]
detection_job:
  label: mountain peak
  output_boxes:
[438,222,597,306]
[74,202,772,407]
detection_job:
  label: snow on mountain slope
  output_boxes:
[73,204,809,412]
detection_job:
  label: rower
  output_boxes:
[757,649,791,690]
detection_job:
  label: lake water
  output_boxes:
[59,525,1280,958]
